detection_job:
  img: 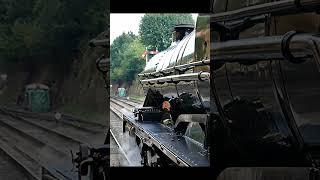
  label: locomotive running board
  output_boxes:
[138,59,210,78]
[122,110,209,167]
[140,72,210,86]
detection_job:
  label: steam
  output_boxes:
[120,131,142,167]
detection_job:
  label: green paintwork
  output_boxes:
[118,88,126,97]
[25,89,50,112]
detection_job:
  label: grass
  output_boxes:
[56,104,107,124]
[128,95,144,103]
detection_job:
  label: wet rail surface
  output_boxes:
[110,134,121,167]
[110,131,130,166]
[0,107,106,180]
[110,97,142,166]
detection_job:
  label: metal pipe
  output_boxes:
[138,59,210,78]
[210,0,320,22]
[78,158,93,180]
[140,72,210,85]
[89,39,109,48]
[211,33,320,66]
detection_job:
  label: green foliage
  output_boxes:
[139,14,194,51]
[0,19,44,59]
[0,0,107,63]
[57,104,106,123]
[110,33,145,84]
[110,14,194,85]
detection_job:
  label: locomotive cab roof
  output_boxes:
[171,24,194,32]
[171,24,194,42]
[25,83,49,90]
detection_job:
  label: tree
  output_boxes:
[0,0,107,63]
[139,14,194,51]
[110,32,145,84]
[121,38,145,83]
[110,32,136,72]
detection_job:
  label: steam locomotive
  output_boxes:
[122,0,320,178]
[123,23,210,166]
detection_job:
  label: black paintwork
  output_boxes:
[209,0,320,170]
[123,110,209,167]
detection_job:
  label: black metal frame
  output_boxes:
[210,0,320,23]
[208,3,320,178]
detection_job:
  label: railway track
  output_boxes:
[110,129,131,166]
[0,107,107,179]
[1,107,106,145]
[111,97,142,108]
[0,137,42,180]
[2,107,106,133]
[109,97,142,166]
